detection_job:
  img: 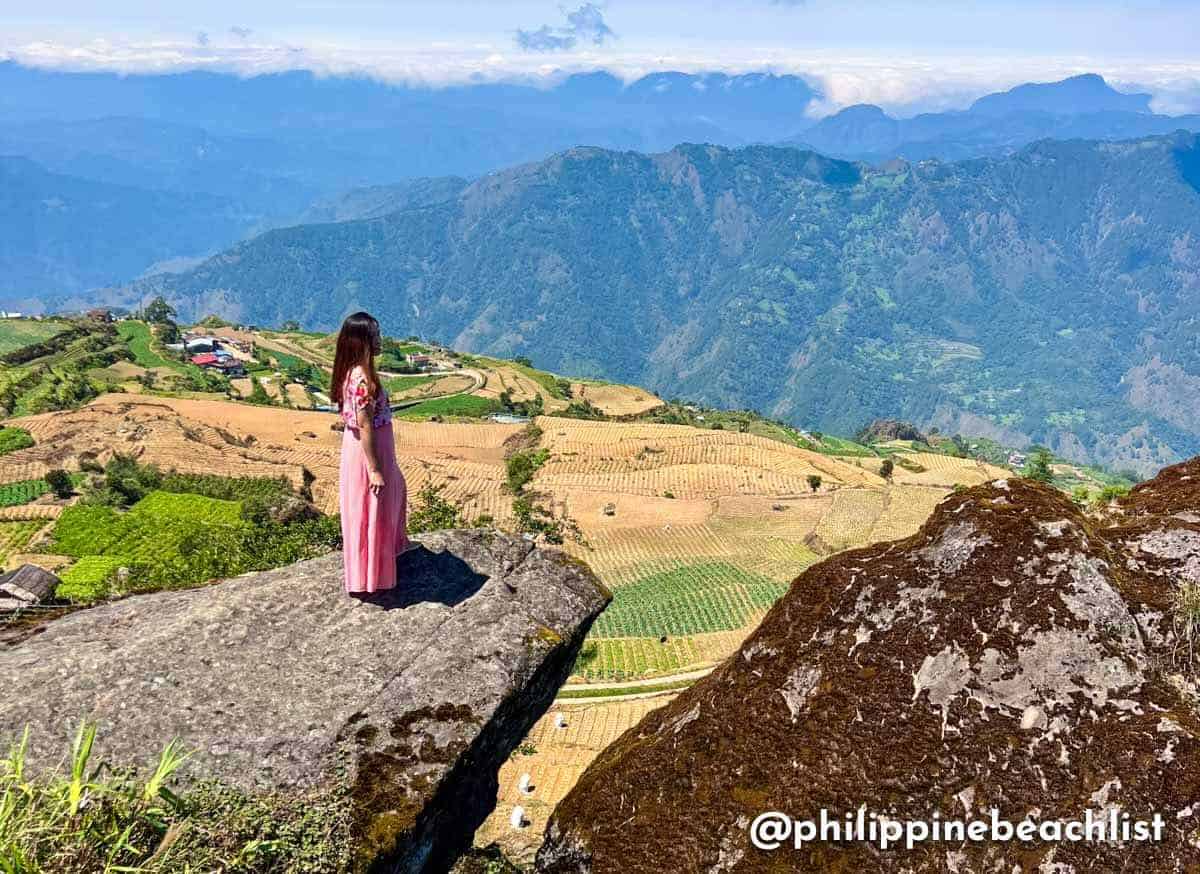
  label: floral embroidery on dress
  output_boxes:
[340,367,392,429]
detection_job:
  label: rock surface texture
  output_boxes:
[0,530,608,873]
[537,459,1200,873]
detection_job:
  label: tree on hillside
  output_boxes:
[143,296,176,324]
[807,475,822,493]
[280,320,301,332]
[1024,448,1054,483]
[157,320,181,345]
[879,458,894,481]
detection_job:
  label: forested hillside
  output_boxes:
[120,133,1200,473]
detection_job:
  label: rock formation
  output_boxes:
[538,460,1200,872]
[0,530,609,873]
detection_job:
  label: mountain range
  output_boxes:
[789,74,1200,162]
[103,131,1200,475]
[4,67,1200,303]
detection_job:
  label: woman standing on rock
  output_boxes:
[332,311,408,593]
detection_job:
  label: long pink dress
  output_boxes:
[339,366,408,593]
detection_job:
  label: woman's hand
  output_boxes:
[368,469,385,496]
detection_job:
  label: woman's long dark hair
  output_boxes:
[331,311,381,410]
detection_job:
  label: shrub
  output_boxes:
[1023,448,1054,484]
[1174,580,1200,667]
[406,483,464,534]
[878,458,894,480]
[45,469,74,499]
[807,475,822,493]
[1095,484,1130,504]
[505,448,550,494]
[85,454,163,507]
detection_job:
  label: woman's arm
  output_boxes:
[357,400,386,496]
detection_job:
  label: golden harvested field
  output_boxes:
[0,520,47,567]
[870,485,950,542]
[568,382,663,416]
[476,694,679,862]
[837,451,1008,488]
[473,365,569,412]
[813,488,887,552]
[390,373,475,401]
[10,394,955,677]
[284,383,312,408]
[258,377,283,400]
[107,360,148,378]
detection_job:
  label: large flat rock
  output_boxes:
[0,529,609,873]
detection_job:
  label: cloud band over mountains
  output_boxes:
[3,29,1199,116]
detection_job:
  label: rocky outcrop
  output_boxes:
[0,529,609,873]
[538,460,1200,873]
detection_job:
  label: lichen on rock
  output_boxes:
[537,459,1200,873]
[0,529,609,873]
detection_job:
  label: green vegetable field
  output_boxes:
[589,561,788,638]
[0,479,50,507]
[51,491,245,561]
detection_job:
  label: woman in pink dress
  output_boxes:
[332,311,408,593]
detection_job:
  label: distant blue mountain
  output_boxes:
[787,74,1198,162]
[970,73,1152,116]
[0,156,251,302]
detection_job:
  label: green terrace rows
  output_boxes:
[0,520,44,566]
[0,319,71,356]
[572,636,703,682]
[0,479,52,508]
[51,492,244,560]
[588,561,789,638]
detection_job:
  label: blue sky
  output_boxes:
[4,0,1200,114]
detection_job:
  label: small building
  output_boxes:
[408,353,433,368]
[1007,452,1028,467]
[191,352,219,367]
[87,308,113,323]
[185,337,217,354]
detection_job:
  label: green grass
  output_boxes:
[258,347,307,371]
[590,561,788,638]
[395,393,501,419]
[572,636,702,682]
[0,319,69,356]
[0,723,353,872]
[116,321,172,369]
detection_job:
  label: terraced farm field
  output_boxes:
[476,694,680,859]
[0,519,45,566]
[0,319,69,355]
[0,355,1011,867]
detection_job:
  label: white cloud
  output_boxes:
[2,32,1199,116]
[515,3,616,53]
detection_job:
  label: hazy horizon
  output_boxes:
[4,0,1200,117]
